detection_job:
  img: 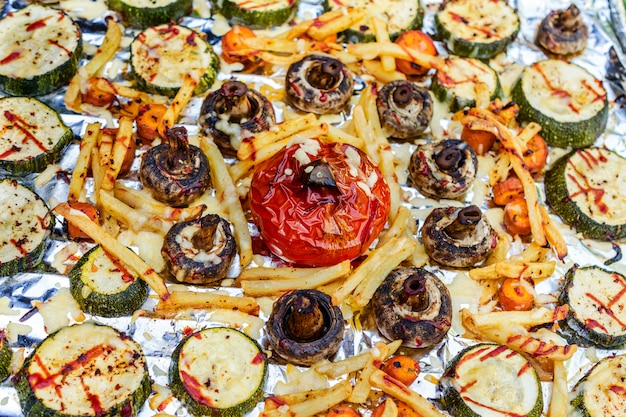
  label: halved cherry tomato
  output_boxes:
[381,355,420,386]
[499,277,534,311]
[394,30,438,76]
[136,103,167,143]
[503,198,531,236]
[66,201,99,240]
[221,25,261,71]
[461,127,496,155]
[492,176,524,206]
[249,139,391,267]
[326,405,361,417]
[522,134,548,176]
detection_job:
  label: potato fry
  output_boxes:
[348,354,377,403]
[511,156,546,246]
[470,259,555,281]
[380,398,399,417]
[313,341,401,378]
[113,183,205,221]
[241,37,298,54]
[465,306,569,329]
[68,123,100,202]
[92,78,154,102]
[261,381,352,417]
[372,18,395,73]
[489,152,512,186]
[102,116,133,191]
[99,190,172,234]
[54,203,169,300]
[307,9,365,41]
[326,125,366,149]
[540,206,568,260]
[378,206,411,247]
[155,290,259,315]
[347,43,445,71]
[91,147,106,209]
[159,72,199,136]
[548,360,568,417]
[517,122,542,145]
[370,370,445,417]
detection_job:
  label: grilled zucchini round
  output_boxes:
[0,330,11,382]
[215,0,299,28]
[570,354,626,416]
[108,0,193,29]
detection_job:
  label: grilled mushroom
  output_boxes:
[376,80,433,140]
[372,267,452,349]
[421,205,497,268]
[140,126,210,207]
[285,54,354,114]
[199,80,275,156]
[409,139,477,199]
[266,289,344,366]
[161,213,236,285]
[536,4,588,56]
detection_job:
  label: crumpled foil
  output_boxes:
[0,0,625,416]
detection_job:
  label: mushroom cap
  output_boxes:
[536,4,588,56]
[266,289,344,366]
[372,267,452,349]
[376,80,434,140]
[285,54,354,114]
[421,205,497,268]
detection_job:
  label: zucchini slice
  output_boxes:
[130,24,219,97]
[559,265,626,348]
[0,179,54,277]
[215,0,299,28]
[14,322,151,417]
[0,96,74,175]
[0,4,82,96]
[0,330,11,382]
[432,56,501,112]
[545,148,626,241]
[511,60,608,149]
[69,245,149,318]
[108,0,193,29]
[324,0,423,43]
[570,354,626,416]
[434,0,520,59]
[439,343,543,417]
[170,327,267,417]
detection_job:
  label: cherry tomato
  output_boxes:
[221,25,261,71]
[249,138,391,267]
[394,30,438,76]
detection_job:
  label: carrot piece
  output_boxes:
[522,134,548,176]
[82,79,116,108]
[66,201,99,240]
[326,405,361,417]
[503,198,532,236]
[499,277,534,311]
[492,176,524,206]
[381,355,420,386]
[221,25,261,70]
[136,104,167,142]
[394,30,438,76]
[461,127,496,155]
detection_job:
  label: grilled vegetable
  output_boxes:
[325,0,423,43]
[570,354,626,416]
[0,4,82,96]
[199,80,276,156]
[170,327,267,417]
[266,289,344,366]
[130,24,219,97]
[215,0,299,28]
[372,267,452,349]
[140,126,210,207]
[286,55,354,115]
[432,57,501,112]
[434,0,520,59]
[108,0,192,28]
[394,30,438,76]
[545,147,626,241]
[380,355,420,386]
[439,343,543,417]
[376,80,433,140]
[0,330,10,382]
[0,179,54,277]
[161,213,237,285]
[536,4,588,56]
[0,97,73,175]
[69,245,149,317]
[421,205,497,268]
[511,59,608,148]
[14,322,151,417]
[559,265,626,348]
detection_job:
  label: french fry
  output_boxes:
[517,122,542,145]
[326,125,366,149]
[68,123,100,202]
[347,43,445,71]
[378,206,411,247]
[312,340,402,378]
[464,306,569,329]
[159,72,199,136]
[92,78,155,102]
[379,398,399,417]
[261,381,352,417]
[469,260,555,281]
[348,354,377,403]
[372,18,395,73]
[155,290,259,315]
[511,156,547,246]
[307,9,365,41]
[99,190,172,234]
[54,202,169,300]
[102,116,133,191]
[489,152,512,186]
[548,360,568,417]
[474,82,491,109]
[370,370,445,417]
[91,147,106,209]
[113,183,206,221]
[361,60,406,84]
[241,37,299,54]
[540,206,568,260]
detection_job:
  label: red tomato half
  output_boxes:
[249,138,391,267]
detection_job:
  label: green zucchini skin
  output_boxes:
[170,327,267,417]
[431,57,502,112]
[0,4,83,97]
[511,60,608,149]
[439,343,542,417]
[0,97,74,175]
[215,0,299,28]
[107,0,193,29]
[545,148,626,241]
[570,354,626,416]
[0,179,54,277]
[559,265,626,348]
[14,322,151,417]
[434,0,520,59]
[324,0,423,43]
[130,24,219,97]
[69,245,149,318]
[0,330,11,382]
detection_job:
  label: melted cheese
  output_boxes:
[328,0,419,36]
[439,57,498,102]
[437,0,519,43]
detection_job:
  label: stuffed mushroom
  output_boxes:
[376,80,433,140]
[536,4,588,56]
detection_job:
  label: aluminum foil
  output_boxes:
[0,0,625,416]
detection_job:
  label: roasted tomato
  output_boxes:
[249,138,391,267]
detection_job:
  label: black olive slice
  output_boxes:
[376,80,434,140]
